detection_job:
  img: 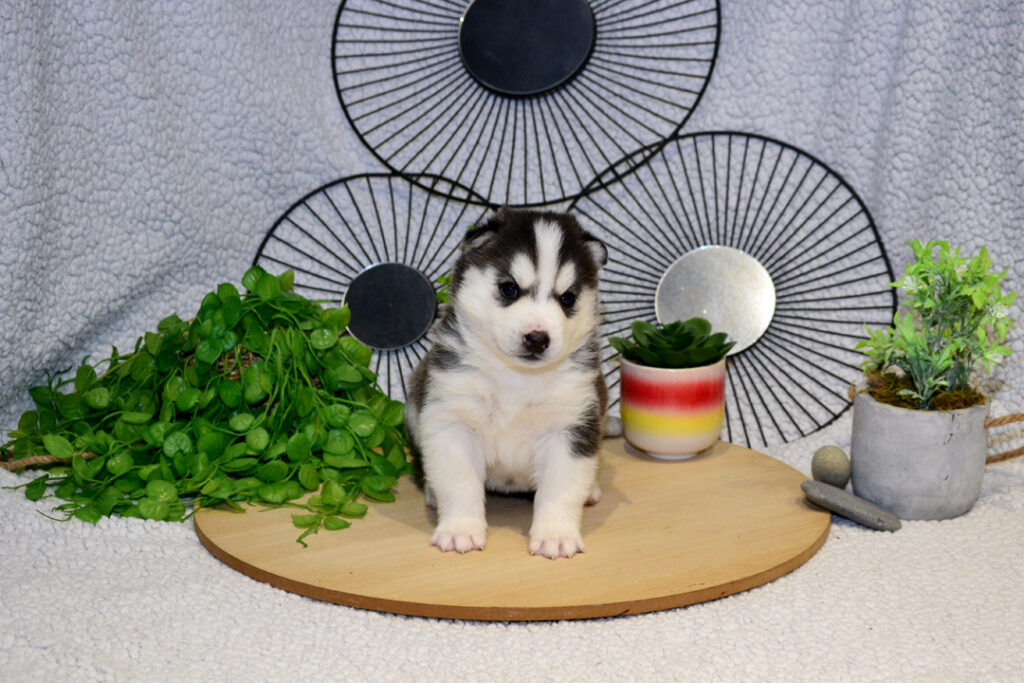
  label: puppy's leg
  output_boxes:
[528,433,598,559]
[422,423,488,553]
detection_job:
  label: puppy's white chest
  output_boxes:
[462,370,587,490]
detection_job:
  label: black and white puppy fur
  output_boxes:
[406,208,608,559]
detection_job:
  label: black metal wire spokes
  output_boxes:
[571,132,897,449]
[333,0,720,207]
[253,174,488,399]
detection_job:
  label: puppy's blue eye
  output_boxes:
[498,281,519,299]
[559,291,577,308]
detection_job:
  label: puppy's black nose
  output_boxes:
[523,330,550,354]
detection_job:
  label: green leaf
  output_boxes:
[381,400,405,428]
[291,514,321,528]
[229,413,256,432]
[55,393,84,419]
[106,452,134,476]
[294,385,315,418]
[362,424,386,449]
[349,410,378,438]
[74,505,103,525]
[245,427,270,453]
[323,516,350,531]
[164,375,189,402]
[255,272,281,301]
[217,282,240,305]
[321,480,345,506]
[310,328,338,350]
[334,364,363,385]
[327,428,360,454]
[195,339,222,365]
[338,337,372,367]
[217,380,243,408]
[361,474,397,493]
[138,498,170,521]
[74,363,98,393]
[386,445,407,471]
[255,460,289,483]
[257,481,301,505]
[241,266,265,293]
[121,410,154,425]
[83,387,111,410]
[162,432,193,458]
[360,486,395,502]
[243,371,268,404]
[145,479,178,503]
[339,502,368,518]
[42,434,74,460]
[323,452,366,469]
[322,307,351,331]
[25,476,49,502]
[323,404,351,428]
[285,433,312,462]
[175,387,202,413]
[144,331,163,356]
[298,463,320,491]
[17,409,38,431]
[370,454,398,478]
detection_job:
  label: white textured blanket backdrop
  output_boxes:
[1,2,1022,681]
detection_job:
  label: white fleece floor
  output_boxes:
[2,421,1023,682]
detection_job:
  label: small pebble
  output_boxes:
[812,445,851,488]
[801,480,902,532]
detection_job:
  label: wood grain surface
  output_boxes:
[194,439,830,621]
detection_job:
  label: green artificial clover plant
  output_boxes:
[1,266,410,546]
[857,239,1015,409]
[610,318,735,369]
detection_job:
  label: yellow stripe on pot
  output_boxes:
[620,404,725,436]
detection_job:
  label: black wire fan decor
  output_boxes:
[252,173,489,400]
[570,131,898,450]
[333,0,720,208]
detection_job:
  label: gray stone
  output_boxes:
[801,480,902,532]
[811,445,851,488]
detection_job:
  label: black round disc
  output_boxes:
[458,0,595,97]
[344,263,437,351]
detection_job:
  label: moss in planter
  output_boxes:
[865,371,985,411]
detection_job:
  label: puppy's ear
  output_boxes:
[583,232,608,269]
[460,209,508,252]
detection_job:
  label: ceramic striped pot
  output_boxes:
[619,357,726,459]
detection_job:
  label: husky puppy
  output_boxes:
[406,208,608,559]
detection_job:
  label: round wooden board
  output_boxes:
[194,439,829,621]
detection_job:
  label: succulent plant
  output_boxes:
[610,318,735,369]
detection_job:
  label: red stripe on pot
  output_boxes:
[621,374,725,410]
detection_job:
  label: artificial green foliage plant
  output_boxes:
[857,239,1015,409]
[1,266,410,546]
[610,318,735,369]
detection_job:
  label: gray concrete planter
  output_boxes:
[851,390,990,520]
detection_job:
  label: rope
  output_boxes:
[0,452,98,471]
[984,413,1024,429]
[985,413,1024,464]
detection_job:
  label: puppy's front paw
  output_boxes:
[529,534,585,559]
[431,519,487,553]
